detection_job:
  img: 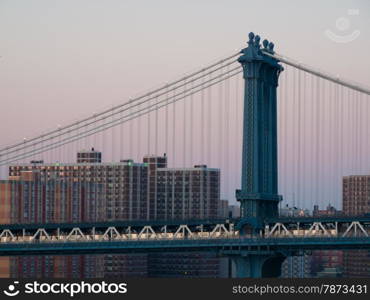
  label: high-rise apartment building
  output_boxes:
[144,156,222,277]
[342,175,370,277]
[9,152,149,221]
[0,169,106,278]
[5,150,223,278]
[156,165,220,220]
[0,171,105,224]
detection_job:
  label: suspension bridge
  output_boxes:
[1,32,370,277]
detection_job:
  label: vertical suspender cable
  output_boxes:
[94,114,97,151]
[111,105,114,161]
[155,96,158,156]
[282,65,288,207]
[129,99,133,159]
[182,79,187,219]
[337,83,343,209]
[367,93,370,173]
[201,75,205,164]
[235,72,240,199]
[218,63,224,199]
[334,82,338,207]
[61,125,64,163]
[137,103,141,161]
[302,71,307,209]
[58,125,61,163]
[291,67,296,207]
[356,91,360,172]
[120,110,123,160]
[84,121,87,150]
[297,68,301,209]
[147,97,151,155]
[164,84,169,219]
[337,83,340,207]
[328,81,333,206]
[278,65,283,212]
[165,84,169,156]
[172,88,176,167]
[225,64,230,203]
[315,76,320,207]
[190,81,194,166]
[310,74,314,209]
[101,117,105,162]
[183,80,187,167]
[348,89,353,173]
[207,73,212,166]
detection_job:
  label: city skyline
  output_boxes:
[1,1,370,209]
[0,0,370,281]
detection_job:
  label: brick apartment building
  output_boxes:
[342,175,370,277]
[1,149,223,278]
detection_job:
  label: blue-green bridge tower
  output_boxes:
[231,32,285,277]
[236,32,283,230]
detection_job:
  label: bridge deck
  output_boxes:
[1,236,370,256]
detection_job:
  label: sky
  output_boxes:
[1,0,369,144]
[0,0,369,208]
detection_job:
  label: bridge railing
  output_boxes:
[1,217,370,244]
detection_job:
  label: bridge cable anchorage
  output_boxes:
[0,68,242,166]
[262,51,370,95]
[0,52,240,156]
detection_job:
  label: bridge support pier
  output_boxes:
[231,253,285,278]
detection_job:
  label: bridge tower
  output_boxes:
[236,32,283,231]
[231,33,285,278]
